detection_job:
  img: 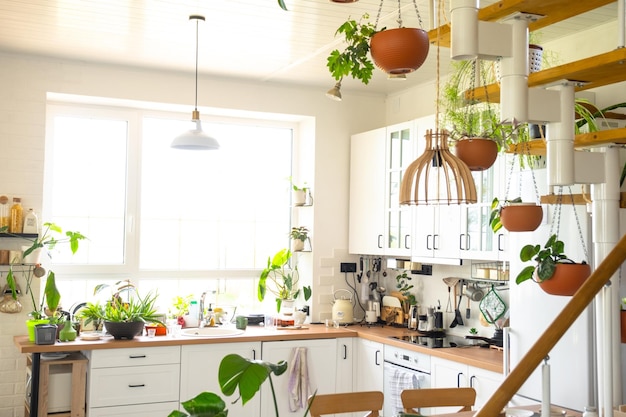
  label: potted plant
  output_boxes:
[78,280,163,339]
[258,248,311,313]
[489,197,543,233]
[290,226,309,252]
[170,353,312,417]
[290,178,312,206]
[515,234,591,296]
[170,294,193,326]
[326,13,379,86]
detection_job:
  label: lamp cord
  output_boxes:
[194,17,199,111]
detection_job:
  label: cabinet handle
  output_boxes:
[404,235,411,249]
[129,355,146,359]
[342,344,347,360]
[426,234,432,250]
[377,234,383,249]
[457,372,464,387]
[498,233,504,251]
[470,375,477,388]
[466,233,471,250]
[252,349,257,360]
[375,350,381,366]
[433,234,439,250]
[128,384,146,388]
[459,233,465,250]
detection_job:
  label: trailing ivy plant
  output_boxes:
[326,14,382,85]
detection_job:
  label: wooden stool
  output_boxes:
[26,352,87,417]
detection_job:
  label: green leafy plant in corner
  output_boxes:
[258,248,311,312]
[290,226,309,242]
[169,353,313,417]
[326,14,382,85]
[515,234,586,284]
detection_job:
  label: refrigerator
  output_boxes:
[507,180,595,411]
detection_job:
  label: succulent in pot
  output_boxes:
[516,234,591,296]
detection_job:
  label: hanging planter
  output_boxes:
[621,309,626,343]
[370,27,430,74]
[500,203,543,232]
[536,263,591,296]
[454,137,498,171]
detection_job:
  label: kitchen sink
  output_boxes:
[180,327,245,337]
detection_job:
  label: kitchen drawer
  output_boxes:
[89,401,180,416]
[89,346,180,368]
[88,364,180,407]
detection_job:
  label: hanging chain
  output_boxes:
[374,0,385,29]
[397,0,403,27]
[550,186,589,262]
[411,0,424,29]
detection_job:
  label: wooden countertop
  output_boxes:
[14,323,503,373]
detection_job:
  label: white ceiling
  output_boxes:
[0,0,618,95]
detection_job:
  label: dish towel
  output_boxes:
[287,347,311,412]
[389,368,419,415]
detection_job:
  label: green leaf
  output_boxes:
[537,257,556,281]
[219,354,286,406]
[277,0,287,11]
[519,244,540,262]
[6,268,17,300]
[44,271,61,313]
[179,392,227,417]
[515,266,536,284]
[303,285,312,301]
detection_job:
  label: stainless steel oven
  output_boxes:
[383,344,431,417]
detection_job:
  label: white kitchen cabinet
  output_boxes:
[335,337,355,393]
[412,204,462,263]
[85,346,181,416]
[180,342,262,417]
[349,121,416,256]
[260,338,340,417]
[354,338,384,392]
[431,357,503,411]
[88,401,181,417]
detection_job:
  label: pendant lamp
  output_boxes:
[171,15,219,150]
[398,0,476,205]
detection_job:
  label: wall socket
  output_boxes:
[340,262,357,273]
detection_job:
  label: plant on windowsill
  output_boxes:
[77,280,163,339]
[258,248,312,313]
[290,226,310,252]
[515,234,591,296]
[289,177,312,206]
[170,353,313,417]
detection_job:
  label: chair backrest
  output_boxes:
[308,391,384,417]
[401,387,477,414]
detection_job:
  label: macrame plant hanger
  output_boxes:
[550,185,589,264]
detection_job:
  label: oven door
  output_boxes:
[383,361,431,417]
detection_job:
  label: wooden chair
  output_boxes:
[308,391,384,417]
[401,387,477,415]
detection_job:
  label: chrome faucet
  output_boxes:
[199,292,207,328]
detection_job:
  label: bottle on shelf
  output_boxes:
[9,197,23,233]
[23,208,38,234]
[0,195,9,229]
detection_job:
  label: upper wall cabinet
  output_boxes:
[349,121,416,256]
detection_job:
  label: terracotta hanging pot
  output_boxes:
[537,263,591,296]
[370,28,430,74]
[621,310,626,343]
[500,203,543,232]
[454,138,498,171]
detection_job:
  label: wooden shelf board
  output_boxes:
[469,48,626,102]
[428,0,615,48]
[541,192,626,208]
[506,128,626,154]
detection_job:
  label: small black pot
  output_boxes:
[104,321,145,340]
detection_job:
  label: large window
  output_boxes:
[45,102,298,310]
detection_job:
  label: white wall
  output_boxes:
[0,52,386,417]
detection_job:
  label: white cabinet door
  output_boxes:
[261,339,339,417]
[335,338,354,393]
[180,342,261,417]
[432,357,504,411]
[349,127,386,255]
[354,338,383,392]
[412,205,462,263]
[88,401,180,417]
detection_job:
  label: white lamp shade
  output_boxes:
[171,119,220,150]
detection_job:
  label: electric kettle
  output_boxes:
[332,289,354,324]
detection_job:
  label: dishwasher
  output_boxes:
[383,344,431,417]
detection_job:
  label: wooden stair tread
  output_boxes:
[427,0,615,47]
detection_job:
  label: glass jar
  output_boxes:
[9,197,23,233]
[0,195,9,229]
[582,406,598,417]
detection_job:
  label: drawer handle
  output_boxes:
[128,384,146,388]
[129,355,147,359]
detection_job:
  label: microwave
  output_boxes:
[26,364,72,413]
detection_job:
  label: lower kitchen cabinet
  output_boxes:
[260,338,344,417]
[431,357,503,410]
[354,338,384,392]
[84,346,181,416]
[335,338,355,393]
[180,342,261,417]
